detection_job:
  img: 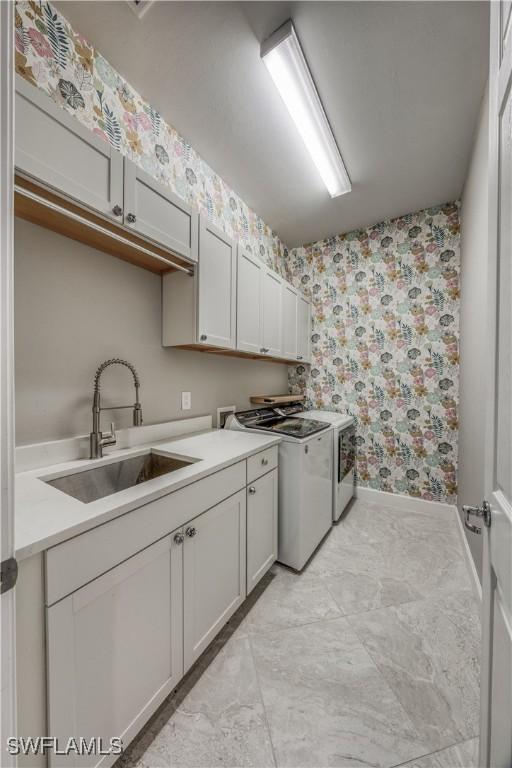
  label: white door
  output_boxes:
[46,535,183,768]
[0,3,16,766]
[262,267,283,357]
[297,294,312,364]
[282,282,298,359]
[470,5,512,765]
[236,246,263,354]
[197,216,237,349]
[15,76,124,222]
[247,469,278,594]
[123,158,198,261]
[183,490,246,671]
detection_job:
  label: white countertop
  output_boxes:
[15,429,281,562]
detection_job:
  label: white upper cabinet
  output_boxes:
[183,490,246,671]
[282,282,298,359]
[197,217,237,348]
[15,76,123,221]
[236,246,264,354]
[46,535,183,768]
[297,294,312,364]
[262,267,283,357]
[123,159,198,262]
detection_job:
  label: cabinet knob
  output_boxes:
[185,526,197,538]
[261,457,268,466]
[260,347,266,353]
[248,486,256,495]
[112,205,123,217]
[297,355,303,360]
[173,532,184,545]
[200,334,207,342]
[127,212,137,224]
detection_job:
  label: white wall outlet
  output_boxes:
[181,391,192,410]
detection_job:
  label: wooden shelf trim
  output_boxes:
[175,344,307,366]
[14,174,194,276]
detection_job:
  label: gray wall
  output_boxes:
[458,84,489,580]
[14,220,288,445]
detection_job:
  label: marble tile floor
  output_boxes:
[117,498,481,768]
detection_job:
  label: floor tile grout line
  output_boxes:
[246,632,279,768]
[245,611,348,639]
[388,734,479,768]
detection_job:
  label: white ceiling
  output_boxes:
[55,1,489,247]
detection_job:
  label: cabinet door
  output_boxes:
[197,217,237,349]
[183,490,246,671]
[15,76,123,221]
[297,295,312,364]
[124,159,198,261]
[236,246,263,354]
[46,535,183,768]
[262,268,283,357]
[247,469,278,594]
[282,282,298,359]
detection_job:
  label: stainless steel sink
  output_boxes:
[44,451,198,504]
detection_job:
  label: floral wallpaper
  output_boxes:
[14,2,462,504]
[14,0,287,271]
[286,203,460,504]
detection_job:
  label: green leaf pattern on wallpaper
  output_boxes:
[14,0,287,272]
[285,204,460,504]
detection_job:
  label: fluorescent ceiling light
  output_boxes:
[261,20,351,199]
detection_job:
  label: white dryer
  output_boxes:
[293,408,355,521]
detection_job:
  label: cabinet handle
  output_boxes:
[185,526,197,537]
[248,486,256,495]
[112,205,123,217]
[260,347,266,353]
[297,355,303,360]
[261,457,268,466]
[127,212,137,224]
[200,334,207,342]
[173,532,184,545]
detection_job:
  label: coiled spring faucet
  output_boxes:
[90,358,143,459]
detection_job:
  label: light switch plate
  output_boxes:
[181,391,191,410]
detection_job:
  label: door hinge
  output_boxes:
[0,557,18,594]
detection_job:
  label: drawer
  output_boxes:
[247,446,278,483]
[45,460,246,606]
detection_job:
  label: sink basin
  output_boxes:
[44,451,198,504]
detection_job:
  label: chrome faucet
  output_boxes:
[90,358,143,459]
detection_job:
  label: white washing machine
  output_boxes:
[225,405,333,571]
[294,408,355,521]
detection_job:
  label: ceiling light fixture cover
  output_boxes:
[261,20,351,199]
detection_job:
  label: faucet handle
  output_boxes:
[103,421,116,441]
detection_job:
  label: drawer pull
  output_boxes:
[248,486,256,495]
[200,334,207,342]
[261,457,269,466]
[173,532,184,545]
[185,526,197,538]
[126,212,137,224]
[112,205,123,217]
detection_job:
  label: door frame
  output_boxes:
[0,0,17,764]
[479,3,512,764]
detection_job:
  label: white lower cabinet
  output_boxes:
[44,463,275,764]
[246,469,278,594]
[183,490,246,671]
[46,534,183,768]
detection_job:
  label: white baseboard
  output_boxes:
[354,485,482,601]
[454,504,482,601]
[355,485,454,516]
